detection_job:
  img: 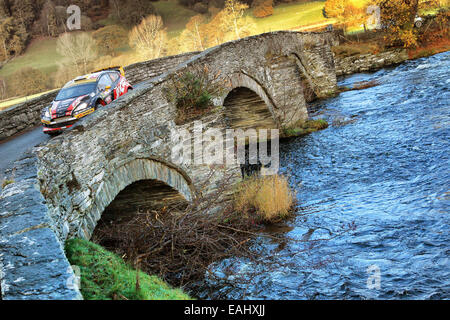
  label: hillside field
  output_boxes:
[0,1,331,81]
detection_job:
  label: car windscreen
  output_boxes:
[55,83,96,101]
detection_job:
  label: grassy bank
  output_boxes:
[65,238,191,300]
[250,1,329,33]
[0,38,63,78]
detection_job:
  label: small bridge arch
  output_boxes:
[220,72,279,130]
[79,158,194,239]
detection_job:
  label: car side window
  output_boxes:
[109,72,120,83]
[98,75,113,91]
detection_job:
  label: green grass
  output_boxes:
[0,37,63,78]
[97,15,121,27]
[65,238,192,300]
[250,1,330,33]
[153,0,199,38]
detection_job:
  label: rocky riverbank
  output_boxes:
[334,49,409,77]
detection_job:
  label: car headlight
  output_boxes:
[41,107,52,119]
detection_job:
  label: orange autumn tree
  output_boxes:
[370,0,420,47]
[253,0,274,18]
[324,0,348,20]
[324,0,366,31]
[176,15,208,52]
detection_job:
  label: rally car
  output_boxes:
[41,67,132,135]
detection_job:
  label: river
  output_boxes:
[200,52,450,300]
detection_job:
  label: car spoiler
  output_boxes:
[92,66,125,76]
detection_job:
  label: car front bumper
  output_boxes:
[42,116,78,133]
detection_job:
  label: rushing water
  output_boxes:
[201,52,450,300]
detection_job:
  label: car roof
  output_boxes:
[63,70,119,88]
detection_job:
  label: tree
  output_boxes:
[178,15,207,52]
[173,0,256,52]
[324,0,347,21]
[324,0,368,31]
[371,0,420,47]
[110,0,122,20]
[120,0,156,26]
[252,0,274,18]
[201,11,228,47]
[129,15,167,60]
[56,32,98,74]
[92,25,128,57]
[0,17,28,59]
[220,0,255,40]
[34,0,58,37]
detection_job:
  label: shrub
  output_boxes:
[234,174,295,223]
[119,0,156,27]
[65,238,191,300]
[167,70,218,124]
[92,25,129,57]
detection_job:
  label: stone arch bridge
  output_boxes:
[0,31,337,300]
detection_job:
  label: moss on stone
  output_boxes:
[1,179,14,189]
[65,238,192,300]
[282,119,329,138]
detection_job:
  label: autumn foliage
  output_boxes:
[324,0,366,31]
[129,15,167,60]
[373,0,421,47]
[253,0,274,18]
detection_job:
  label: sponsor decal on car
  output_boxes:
[74,108,95,119]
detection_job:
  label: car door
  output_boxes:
[97,74,114,104]
[108,72,122,99]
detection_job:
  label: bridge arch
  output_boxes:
[220,72,279,130]
[80,158,194,239]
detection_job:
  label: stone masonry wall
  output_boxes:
[334,49,409,76]
[0,91,58,142]
[124,51,200,85]
[0,153,82,300]
[0,52,199,142]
